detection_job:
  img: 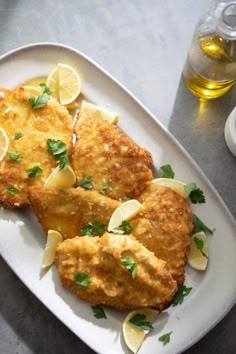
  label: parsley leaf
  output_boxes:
[160,164,175,179]
[29,83,52,109]
[47,139,69,171]
[74,271,91,288]
[6,186,17,196]
[159,331,173,345]
[47,139,67,155]
[120,256,137,279]
[194,237,208,258]
[99,182,110,195]
[12,132,22,140]
[185,182,205,204]
[129,314,153,331]
[79,176,93,190]
[7,150,23,162]
[172,285,192,306]
[81,221,106,237]
[193,214,213,235]
[39,83,52,95]
[112,220,132,234]
[91,305,107,319]
[26,166,43,178]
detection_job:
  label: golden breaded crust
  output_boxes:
[28,186,120,239]
[130,186,193,284]
[0,87,73,208]
[55,233,177,310]
[71,114,153,200]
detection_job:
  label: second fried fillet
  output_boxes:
[0,87,73,208]
[71,114,153,200]
[55,233,177,310]
[28,186,120,239]
[130,186,193,285]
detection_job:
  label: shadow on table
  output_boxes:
[168,75,236,354]
[168,74,236,216]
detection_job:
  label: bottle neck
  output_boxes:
[215,1,236,39]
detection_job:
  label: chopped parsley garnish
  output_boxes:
[172,285,192,306]
[184,182,205,204]
[81,221,106,237]
[159,164,175,179]
[120,256,137,279]
[47,139,69,171]
[112,220,132,234]
[7,150,23,162]
[193,214,213,235]
[26,166,43,178]
[158,331,173,345]
[79,176,93,190]
[91,305,107,319]
[12,132,22,140]
[29,83,52,109]
[74,271,91,289]
[128,314,153,331]
[99,182,110,195]
[6,186,17,196]
[120,196,131,202]
[194,237,208,258]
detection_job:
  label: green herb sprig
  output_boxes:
[194,237,208,258]
[26,166,43,178]
[112,220,132,234]
[47,139,69,171]
[120,256,137,279]
[159,331,173,345]
[7,150,23,162]
[128,314,153,331]
[74,271,91,289]
[81,221,106,237]
[172,285,192,306]
[29,83,52,109]
[79,176,93,190]
[91,305,107,319]
[193,214,213,235]
[159,164,175,179]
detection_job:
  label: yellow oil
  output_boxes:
[21,76,47,87]
[183,33,236,99]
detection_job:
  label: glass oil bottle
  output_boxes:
[183,1,236,99]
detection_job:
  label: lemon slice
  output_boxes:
[42,230,63,269]
[122,308,159,354]
[0,127,9,161]
[80,100,119,124]
[150,178,189,198]
[108,200,142,231]
[188,231,208,271]
[46,63,81,105]
[44,165,76,187]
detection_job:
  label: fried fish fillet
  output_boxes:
[55,232,177,310]
[71,114,153,200]
[0,87,73,208]
[28,186,120,239]
[130,186,193,284]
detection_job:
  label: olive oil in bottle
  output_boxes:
[183,2,236,100]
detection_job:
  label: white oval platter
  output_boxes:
[0,43,236,354]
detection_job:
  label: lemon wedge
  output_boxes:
[0,127,9,161]
[80,100,119,124]
[42,230,63,269]
[122,308,159,354]
[188,231,208,271]
[44,165,76,187]
[47,63,81,105]
[108,199,141,231]
[150,178,189,198]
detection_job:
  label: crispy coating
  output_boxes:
[130,186,193,284]
[55,233,177,310]
[28,186,120,239]
[0,87,73,208]
[71,114,153,200]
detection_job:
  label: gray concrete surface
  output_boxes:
[0,0,235,353]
